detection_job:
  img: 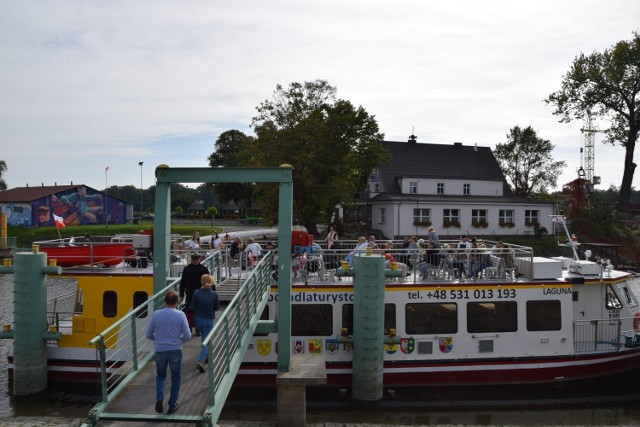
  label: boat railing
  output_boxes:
[47,288,80,327]
[241,240,534,284]
[573,316,640,353]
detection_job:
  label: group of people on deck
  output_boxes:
[416,234,519,279]
[337,225,518,280]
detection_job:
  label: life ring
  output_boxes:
[633,312,640,332]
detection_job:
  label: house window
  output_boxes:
[413,208,431,225]
[437,183,445,194]
[374,183,379,192]
[471,209,487,225]
[409,181,417,194]
[499,209,514,225]
[525,210,539,226]
[463,183,470,195]
[379,208,386,224]
[442,209,460,223]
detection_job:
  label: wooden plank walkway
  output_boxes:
[97,335,211,426]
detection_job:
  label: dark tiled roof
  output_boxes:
[379,140,513,197]
[0,185,78,203]
[0,185,128,204]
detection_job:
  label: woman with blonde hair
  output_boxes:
[189,274,220,373]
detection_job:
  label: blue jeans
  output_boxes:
[155,349,182,409]
[195,316,215,362]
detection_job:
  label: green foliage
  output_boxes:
[471,220,489,228]
[206,207,218,218]
[0,160,7,191]
[248,80,389,233]
[442,219,461,228]
[494,126,566,198]
[413,220,432,227]
[207,130,255,212]
[546,31,640,212]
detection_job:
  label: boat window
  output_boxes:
[467,301,517,333]
[103,291,117,318]
[617,282,638,308]
[341,304,396,335]
[133,291,148,318]
[526,300,561,331]
[405,303,457,334]
[292,304,332,336]
[253,306,270,337]
[606,285,623,310]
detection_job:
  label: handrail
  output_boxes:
[83,249,270,426]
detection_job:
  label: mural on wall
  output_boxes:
[31,186,127,227]
[3,204,32,227]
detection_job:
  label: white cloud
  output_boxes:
[0,0,638,193]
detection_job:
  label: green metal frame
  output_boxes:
[81,165,294,426]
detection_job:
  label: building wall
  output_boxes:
[371,200,555,239]
[1,187,129,227]
[399,178,504,197]
[0,203,33,227]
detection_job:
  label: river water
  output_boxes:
[1,273,640,426]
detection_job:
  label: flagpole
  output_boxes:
[105,166,109,227]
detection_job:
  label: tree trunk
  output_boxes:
[618,134,637,214]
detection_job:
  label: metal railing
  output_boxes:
[83,250,270,426]
[573,316,639,353]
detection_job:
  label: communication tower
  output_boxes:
[580,113,601,185]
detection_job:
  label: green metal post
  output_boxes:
[276,174,293,372]
[12,251,61,395]
[153,178,171,297]
[352,254,385,401]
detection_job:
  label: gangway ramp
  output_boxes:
[81,254,274,427]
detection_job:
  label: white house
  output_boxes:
[364,136,555,239]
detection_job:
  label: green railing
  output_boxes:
[82,250,271,426]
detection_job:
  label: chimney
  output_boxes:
[408,134,417,144]
[474,143,478,151]
[454,142,462,148]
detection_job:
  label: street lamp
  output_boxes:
[138,161,144,218]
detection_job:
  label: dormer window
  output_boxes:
[409,181,417,194]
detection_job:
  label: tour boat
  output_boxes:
[33,237,134,267]
[8,221,640,389]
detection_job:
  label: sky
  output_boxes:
[1,1,639,194]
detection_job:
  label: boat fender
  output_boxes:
[634,313,640,332]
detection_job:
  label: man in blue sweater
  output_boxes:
[146,290,191,415]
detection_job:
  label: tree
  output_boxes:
[250,80,389,234]
[207,130,255,213]
[0,160,7,191]
[546,31,640,213]
[494,126,566,198]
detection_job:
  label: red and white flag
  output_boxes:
[53,213,65,228]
